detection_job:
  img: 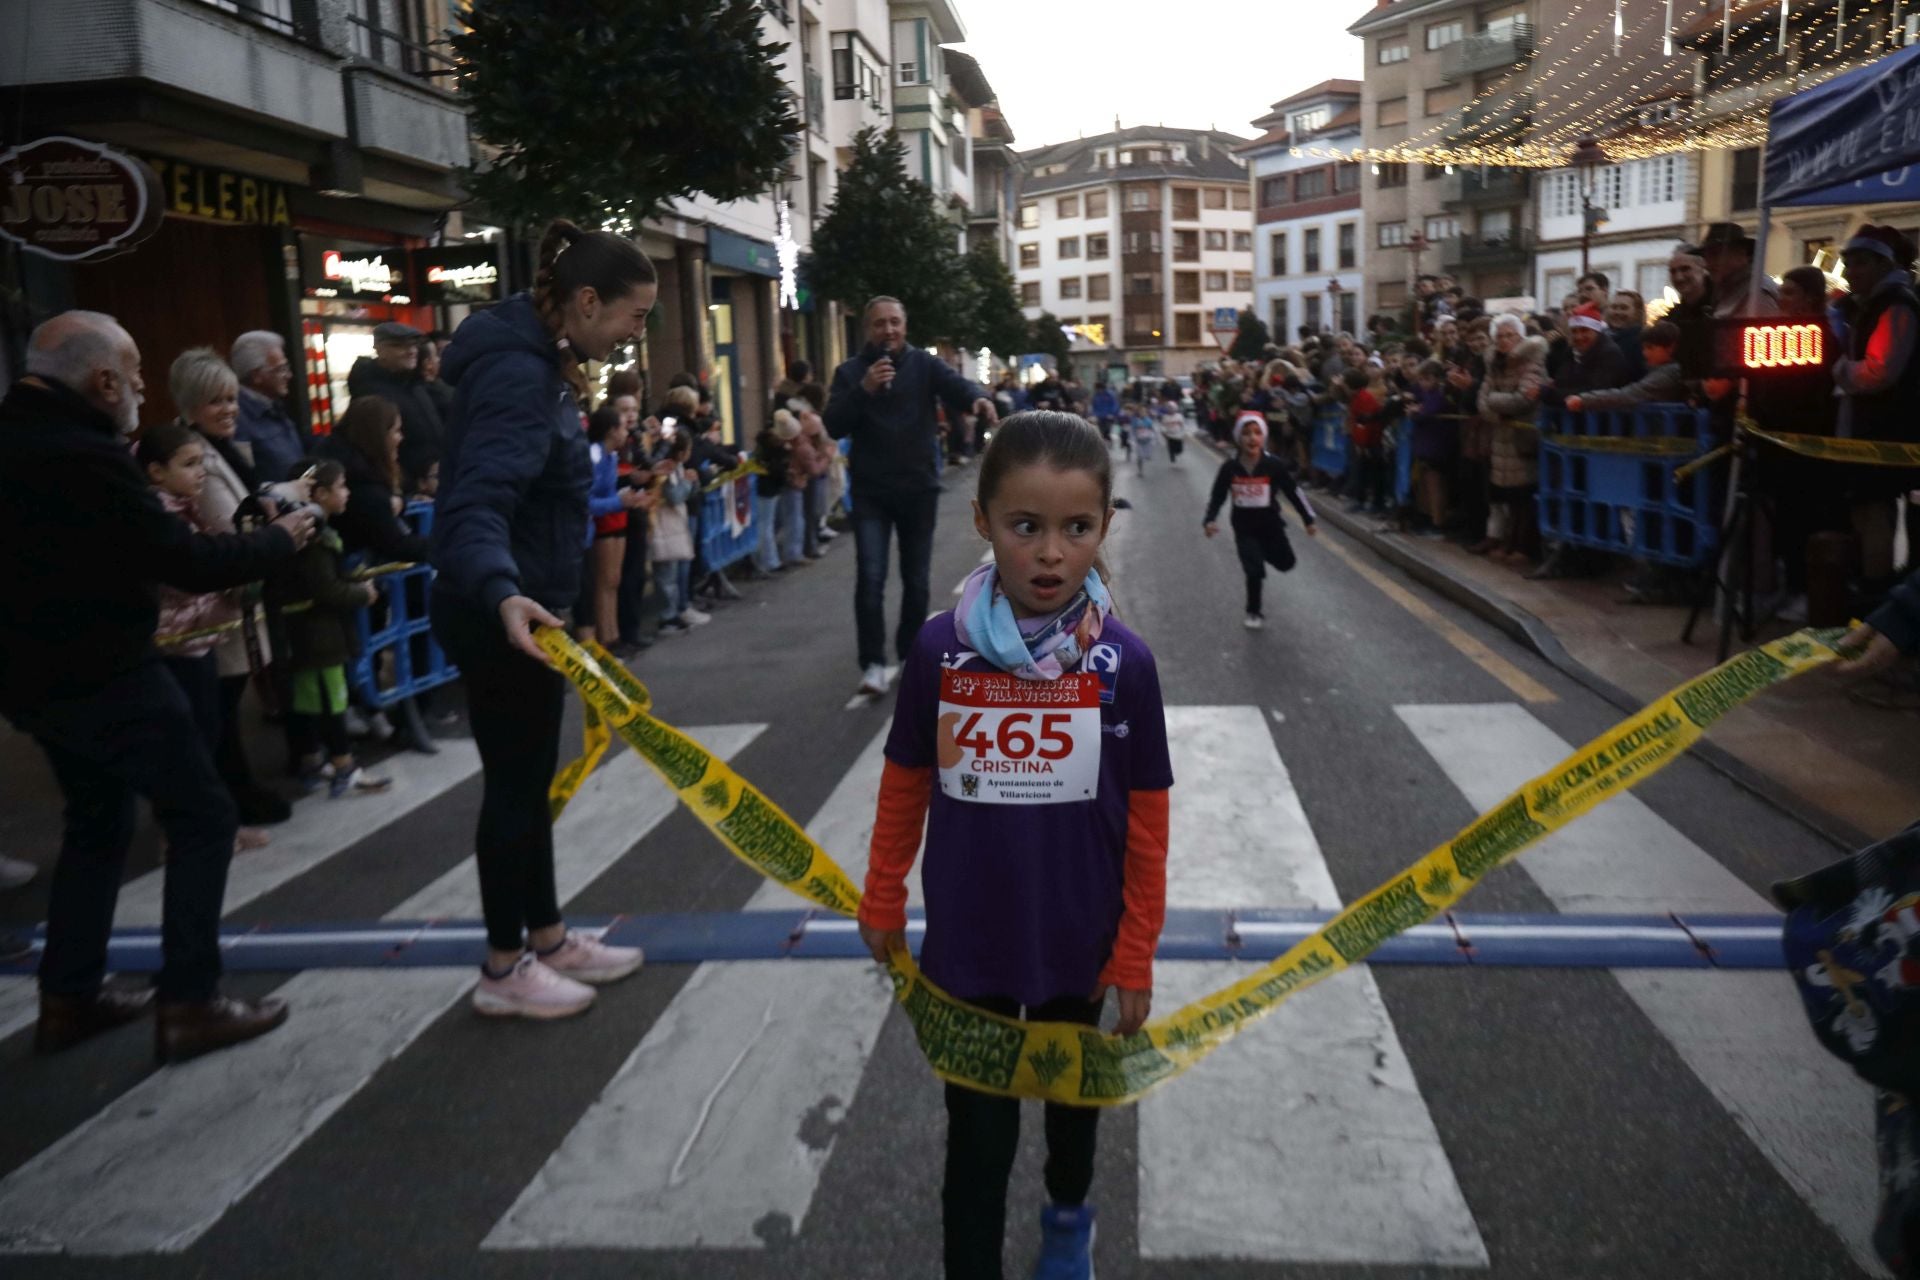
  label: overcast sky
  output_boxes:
[949,0,1371,150]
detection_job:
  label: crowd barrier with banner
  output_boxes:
[1537,403,1720,569]
[698,465,762,572]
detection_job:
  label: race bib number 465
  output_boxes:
[936,670,1100,805]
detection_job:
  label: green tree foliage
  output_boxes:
[1228,307,1272,362]
[960,242,1030,356]
[452,0,800,229]
[1026,311,1072,366]
[809,128,973,347]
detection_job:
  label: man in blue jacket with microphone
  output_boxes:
[825,296,997,696]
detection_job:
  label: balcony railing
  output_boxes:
[348,8,455,82]
[1443,167,1531,207]
[193,0,309,40]
[1439,228,1536,269]
[1443,22,1534,81]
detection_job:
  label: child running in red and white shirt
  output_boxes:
[1204,411,1318,630]
[858,410,1173,1279]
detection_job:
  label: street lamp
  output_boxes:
[1570,135,1608,276]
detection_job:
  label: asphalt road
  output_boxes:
[0,433,1884,1279]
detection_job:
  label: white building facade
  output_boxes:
[1532,152,1693,313]
[1242,81,1365,345]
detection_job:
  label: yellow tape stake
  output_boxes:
[536,626,1847,1106]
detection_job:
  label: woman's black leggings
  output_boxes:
[943,993,1102,1280]
[430,592,566,953]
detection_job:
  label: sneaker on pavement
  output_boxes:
[679,607,712,626]
[472,953,596,1019]
[1243,614,1263,630]
[365,710,396,742]
[1031,1203,1096,1279]
[0,855,37,891]
[818,526,838,542]
[537,929,645,985]
[658,618,691,637]
[329,766,392,799]
[858,663,889,696]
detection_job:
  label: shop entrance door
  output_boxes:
[708,277,744,447]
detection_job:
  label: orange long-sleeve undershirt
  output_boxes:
[856,761,1171,993]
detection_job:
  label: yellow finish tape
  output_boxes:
[547,638,647,821]
[699,460,768,494]
[1743,424,1920,468]
[541,626,1846,1107]
[1539,433,1702,458]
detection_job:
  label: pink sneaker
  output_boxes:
[471,953,596,1019]
[537,930,645,985]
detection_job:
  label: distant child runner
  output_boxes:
[1204,411,1318,630]
[858,411,1172,1280]
[1155,392,1186,466]
[1128,402,1158,476]
[273,459,391,798]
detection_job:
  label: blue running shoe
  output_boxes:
[1031,1203,1095,1279]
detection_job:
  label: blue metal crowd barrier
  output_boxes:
[1310,402,1347,479]
[1392,419,1413,506]
[346,501,458,711]
[1536,403,1719,568]
[698,472,760,571]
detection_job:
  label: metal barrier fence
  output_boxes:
[1536,403,1719,568]
[346,501,457,711]
[698,471,760,572]
[1306,402,1414,505]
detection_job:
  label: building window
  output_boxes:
[1057,195,1079,218]
[1058,316,1082,327]
[1731,146,1761,211]
[1126,231,1163,254]
[1173,229,1199,261]
[1424,84,1463,117]
[1378,97,1408,128]
[1126,189,1152,211]
[1378,40,1409,63]
[1636,261,1668,303]
[1337,291,1358,335]
[1260,176,1289,206]
[1128,273,1157,296]
[1335,164,1360,194]
[1086,233,1110,260]
[1295,169,1328,200]
[1204,270,1228,291]
[1018,202,1039,229]
[1175,312,1203,344]
[1232,231,1252,252]
[1204,229,1228,251]
[1086,190,1109,217]
[1425,20,1463,49]
[1270,232,1288,274]
[1204,187,1228,210]
[1289,107,1330,133]
[1058,236,1081,259]
[1303,228,1322,272]
[1020,281,1040,305]
[1424,162,1445,181]
[1231,187,1251,210]
[1377,162,1407,188]
[1126,311,1157,337]
[1172,188,1200,221]
[1337,222,1356,268]
[1019,243,1040,269]
[1174,272,1201,303]
[1232,271,1253,291]
[1088,275,1111,300]
[1061,277,1082,299]
[1424,215,1459,241]
[1303,293,1323,331]
[1271,296,1289,341]
[1086,314,1111,339]
[1377,221,1407,247]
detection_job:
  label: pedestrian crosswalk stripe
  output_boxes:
[485,725,919,1251]
[1138,707,1488,1265]
[0,726,762,1257]
[1397,703,1881,1275]
[0,742,484,1044]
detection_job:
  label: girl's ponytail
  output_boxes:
[529,217,655,407]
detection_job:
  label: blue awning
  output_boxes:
[1764,42,1920,206]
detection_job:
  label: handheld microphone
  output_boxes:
[862,342,893,395]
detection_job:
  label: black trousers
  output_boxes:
[617,518,650,640]
[430,592,566,953]
[943,993,1102,1280]
[852,488,939,670]
[16,661,237,1002]
[1234,525,1297,616]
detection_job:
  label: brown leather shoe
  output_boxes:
[155,995,289,1065]
[35,987,157,1054]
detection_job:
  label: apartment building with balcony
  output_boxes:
[947,49,1018,265]
[1349,1,1541,317]
[888,0,974,240]
[1,0,473,423]
[1241,80,1365,343]
[1012,127,1253,377]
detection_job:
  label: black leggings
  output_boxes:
[943,993,1102,1280]
[430,592,566,953]
[1234,525,1297,616]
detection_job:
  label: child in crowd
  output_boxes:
[410,460,439,503]
[1128,401,1157,476]
[582,405,648,650]
[857,410,1171,1280]
[1563,320,1686,414]
[141,421,270,852]
[1204,411,1319,630]
[1344,367,1389,513]
[1156,393,1186,466]
[274,459,390,798]
[752,412,795,575]
[650,432,706,636]
[1406,359,1455,539]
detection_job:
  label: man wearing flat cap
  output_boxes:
[1699,222,1781,319]
[346,320,444,487]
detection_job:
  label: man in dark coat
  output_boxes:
[824,296,997,695]
[347,321,444,489]
[0,311,317,1063]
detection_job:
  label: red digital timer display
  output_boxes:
[1739,322,1824,370]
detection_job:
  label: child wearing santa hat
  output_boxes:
[1204,411,1318,630]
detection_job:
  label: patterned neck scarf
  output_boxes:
[953,561,1110,681]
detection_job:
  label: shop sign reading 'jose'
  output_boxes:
[0,135,163,262]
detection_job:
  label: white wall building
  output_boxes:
[1531,152,1693,313]
[1241,80,1365,344]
